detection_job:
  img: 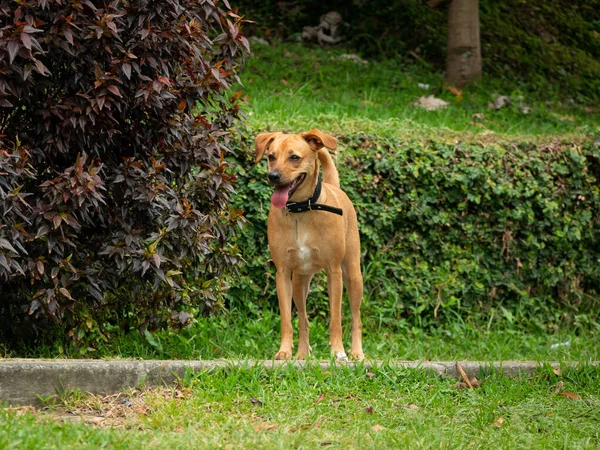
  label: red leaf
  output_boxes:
[122,63,132,79]
[178,99,187,111]
[560,392,580,400]
[8,40,20,64]
[158,76,171,86]
[53,214,62,229]
[107,85,122,97]
[64,28,74,45]
[34,59,50,76]
[20,32,32,50]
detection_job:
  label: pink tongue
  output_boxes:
[271,185,291,209]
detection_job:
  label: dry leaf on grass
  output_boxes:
[366,372,376,378]
[133,407,147,415]
[365,406,375,414]
[559,392,580,400]
[289,417,325,433]
[255,423,278,432]
[399,404,421,411]
[372,424,386,432]
[316,392,326,405]
[250,397,263,406]
[454,362,485,389]
[552,368,562,377]
[491,417,504,428]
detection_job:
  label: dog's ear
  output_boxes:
[301,129,337,151]
[255,133,277,163]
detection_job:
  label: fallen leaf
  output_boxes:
[255,423,278,432]
[469,376,484,388]
[366,372,375,378]
[365,405,375,414]
[250,397,263,406]
[445,84,463,102]
[399,404,420,410]
[316,392,325,405]
[372,424,386,432]
[552,368,562,377]
[289,417,325,433]
[491,417,504,428]
[560,392,580,400]
[280,79,289,86]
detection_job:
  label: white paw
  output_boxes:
[335,351,348,361]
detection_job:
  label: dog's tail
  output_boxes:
[318,149,340,188]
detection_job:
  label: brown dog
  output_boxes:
[255,129,364,360]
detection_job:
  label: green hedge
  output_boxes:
[228,133,600,330]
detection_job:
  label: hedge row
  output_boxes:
[228,133,600,330]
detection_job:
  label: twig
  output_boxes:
[456,362,473,389]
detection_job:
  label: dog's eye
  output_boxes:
[289,155,301,161]
[267,154,276,162]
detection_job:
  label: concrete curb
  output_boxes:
[0,359,597,405]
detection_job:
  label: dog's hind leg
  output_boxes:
[292,272,313,360]
[327,267,347,359]
[343,238,364,360]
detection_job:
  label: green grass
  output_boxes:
[22,307,598,363]
[238,41,599,139]
[2,364,599,449]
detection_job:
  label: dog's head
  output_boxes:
[255,129,337,209]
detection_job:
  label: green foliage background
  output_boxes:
[228,131,600,331]
[233,0,600,102]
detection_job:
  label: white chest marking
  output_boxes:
[296,224,311,267]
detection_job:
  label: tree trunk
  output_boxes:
[446,0,481,86]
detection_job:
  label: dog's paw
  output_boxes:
[334,351,348,361]
[274,350,292,360]
[349,350,365,361]
[295,345,312,360]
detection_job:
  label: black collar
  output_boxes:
[285,174,343,216]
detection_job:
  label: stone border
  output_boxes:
[0,359,596,405]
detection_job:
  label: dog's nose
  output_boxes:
[268,171,281,184]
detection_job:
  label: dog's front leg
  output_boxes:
[274,268,294,360]
[327,268,347,359]
[292,273,313,360]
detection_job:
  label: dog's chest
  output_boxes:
[270,216,327,273]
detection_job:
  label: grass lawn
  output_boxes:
[60,307,599,363]
[2,364,599,449]
[239,41,599,140]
